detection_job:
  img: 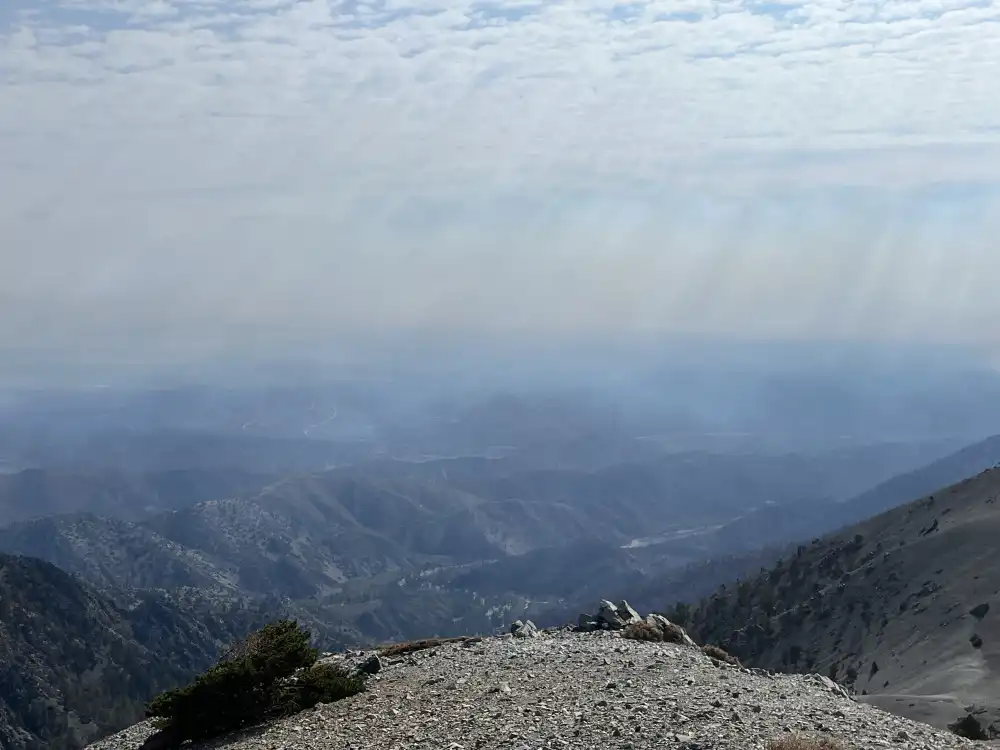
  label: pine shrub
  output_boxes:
[146,620,363,746]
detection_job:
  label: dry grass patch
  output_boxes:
[622,619,690,645]
[767,734,845,750]
[701,643,742,666]
[622,621,664,642]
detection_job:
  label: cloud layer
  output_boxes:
[2,0,1000,366]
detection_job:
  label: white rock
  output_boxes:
[616,600,642,624]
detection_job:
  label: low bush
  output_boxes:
[622,619,689,644]
[146,620,363,747]
[701,644,741,666]
[284,662,365,713]
[622,621,663,642]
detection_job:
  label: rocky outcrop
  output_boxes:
[355,653,382,676]
[573,600,696,648]
[576,598,644,631]
[89,627,976,750]
[509,620,539,638]
[321,649,384,678]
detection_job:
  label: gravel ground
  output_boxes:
[88,628,978,750]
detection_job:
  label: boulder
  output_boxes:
[355,653,382,676]
[598,600,627,630]
[512,620,539,638]
[645,614,697,647]
[577,613,600,632]
[617,600,642,625]
[810,673,852,700]
[578,599,683,635]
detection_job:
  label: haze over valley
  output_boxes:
[4,349,1000,747]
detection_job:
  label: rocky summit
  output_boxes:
[88,624,976,750]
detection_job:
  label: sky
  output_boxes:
[2,0,1000,373]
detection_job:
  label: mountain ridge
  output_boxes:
[6,436,1000,747]
[680,465,1000,736]
[0,467,276,527]
[86,624,979,750]
[0,552,274,750]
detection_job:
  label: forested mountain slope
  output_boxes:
[0,553,267,750]
[680,467,1000,735]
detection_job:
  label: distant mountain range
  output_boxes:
[0,443,965,607]
[0,467,275,526]
[4,425,1000,748]
[675,434,1000,555]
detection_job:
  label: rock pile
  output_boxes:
[576,598,642,631]
[322,649,384,678]
[576,599,697,646]
[509,620,540,638]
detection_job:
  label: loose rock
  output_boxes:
[89,628,978,750]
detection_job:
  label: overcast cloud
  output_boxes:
[2,0,1000,369]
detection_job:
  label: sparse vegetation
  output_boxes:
[146,620,363,747]
[291,662,365,709]
[702,643,742,666]
[766,733,844,750]
[655,619,689,644]
[622,620,663,641]
[622,619,688,644]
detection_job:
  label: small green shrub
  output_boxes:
[146,620,363,747]
[285,662,365,713]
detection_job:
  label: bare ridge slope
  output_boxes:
[682,466,1000,735]
[88,628,976,750]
